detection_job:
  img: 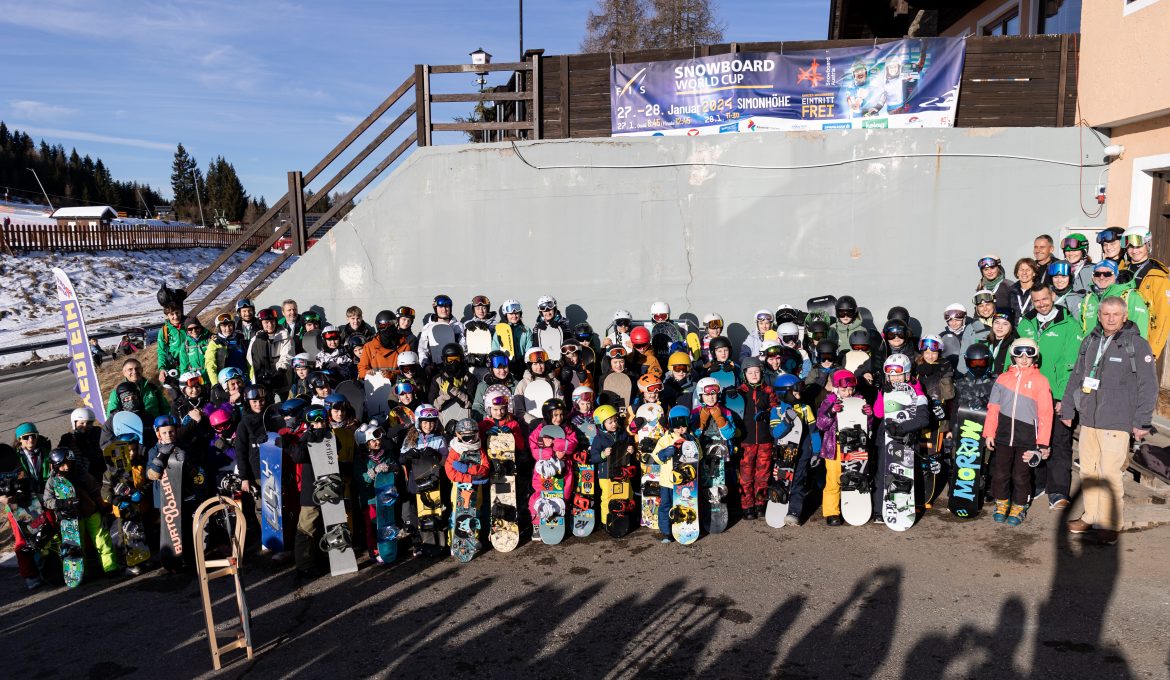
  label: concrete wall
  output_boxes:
[257,128,1105,341]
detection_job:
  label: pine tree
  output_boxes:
[582,0,649,52]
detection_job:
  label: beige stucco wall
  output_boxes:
[941,0,1039,37]
[1080,0,1170,127]
[1105,114,1170,225]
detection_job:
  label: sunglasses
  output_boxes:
[606,347,627,359]
[1093,271,1115,278]
[1061,237,1084,251]
[1096,231,1120,244]
[489,355,509,369]
[1011,346,1038,358]
[394,383,415,395]
[977,258,999,269]
[472,296,490,307]
[945,311,967,321]
[883,364,907,376]
[919,338,943,352]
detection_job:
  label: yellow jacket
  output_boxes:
[1125,258,1170,357]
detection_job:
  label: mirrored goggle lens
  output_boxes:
[489,355,509,369]
[1011,346,1038,358]
[394,383,415,395]
[1096,231,1120,244]
[919,339,943,352]
[977,258,999,269]
[1061,237,1084,251]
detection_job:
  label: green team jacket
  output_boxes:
[1079,283,1149,340]
[156,321,184,373]
[1016,309,1082,399]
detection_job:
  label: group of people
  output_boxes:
[1,228,1161,588]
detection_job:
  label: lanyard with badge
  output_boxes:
[1082,334,1111,393]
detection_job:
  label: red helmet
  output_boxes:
[630,326,651,348]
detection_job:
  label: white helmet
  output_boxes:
[70,407,96,424]
[702,313,723,325]
[500,299,522,315]
[1123,226,1151,247]
[537,295,557,310]
[398,351,419,367]
[883,354,911,375]
[650,301,670,319]
[777,322,800,338]
[613,309,633,322]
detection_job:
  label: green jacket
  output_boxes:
[156,321,184,372]
[1079,282,1149,340]
[104,378,170,418]
[1016,308,1082,399]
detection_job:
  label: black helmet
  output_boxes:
[375,310,396,330]
[49,447,75,469]
[541,398,568,423]
[835,296,858,317]
[848,328,870,349]
[887,306,910,324]
[441,343,464,364]
[710,336,732,352]
[815,339,837,361]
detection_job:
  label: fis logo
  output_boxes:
[615,67,649,97]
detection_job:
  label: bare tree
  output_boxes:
[581,0,650,53]
[645,0,724,49]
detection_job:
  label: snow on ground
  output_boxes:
[0,248,294,366]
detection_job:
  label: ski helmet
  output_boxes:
[455,418,479,443]
[398,351,419,367]
[965,342,992,371]
[815,339,837,362]
[612,309,632,324]
[69,407,95,425]
[1123,226,1152,248]
[416,404,440,421]
[696,377,721,397]
[830,369,857,388]
[441,343,464,364]
[919,334,944,353]
[593,405,619,426]
[291,353,313,369]
[218,366,245,387]
[883,354,911,376]
[49,447,75,469]
[848,329,870,349]
[630,326,651,348]
[637,373,663,392]
[650,301,670,321]
[537,295,557,311]
[483,384,513,411]
[433,294,453,309]
[1061,233,1089,253]
[668,405,691,428]
[153,414,178,430]
[835,296,858,317]
[709,336,732,352]
[541,398,567,422]
[886,307,910,324]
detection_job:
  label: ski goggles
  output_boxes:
[652,313,670,323]
[433,296,453,308]
[215,313,234,326]
[560,344,578,355]
[919,338,943,352]
[977,257,1000,270]
[489,354,509,369]
[1096,230,1121,244]
[487,394,511,407]
[397,306,416,318]
[538,302,556,312]
[472,295,490,307]
[699,383,722,396]
[944,310,967,321]
[882,364,908,376]
[528,350,549,363]
[1061,236,1087,251]
[706,320,723,331]
[258,309,278,321]
[394,382,415,395]
[501,303,522,315]
[973,293,995,305]
[883,327,909,340]
[1047,261,1070,278]
[1010,345,1038,358]
[605,347,627,359]
[304,407,328,423]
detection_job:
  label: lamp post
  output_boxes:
[26,168,54,211]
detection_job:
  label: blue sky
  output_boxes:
[0,0,829,204]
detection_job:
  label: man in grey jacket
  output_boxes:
[1060,297,1157,544]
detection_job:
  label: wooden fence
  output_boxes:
[0,222,271,253]
[531,34,1080,139]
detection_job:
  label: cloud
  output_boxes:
[10,125,173,151]
[9,100,77,121]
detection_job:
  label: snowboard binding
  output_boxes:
[672,464,697,486]
[320,523,352,552]
[312,474,345,505]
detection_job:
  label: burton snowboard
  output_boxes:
[635,403,665,529]
[487,432,521,552]
[670,439,701,544]
[50,476,84,588]
[765,416,803,528]
[536,425,567,545]
[308,435,358,576]
[700,437,730,534]
[948,406,988,519]
[838,396,873,526]
[882,388,919,532]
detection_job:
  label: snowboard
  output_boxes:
[806,296,838,324]
[882,389,918,532]
[523,379,555,420]
[373,458,398,563]
[601,372,633,410]
[307,435,358,576]
[336,380,366,421]
[709,368,744,420]
[465,321,493,356]
[487,432,521,552]
[450,480,482,562]
[537,324,564,362]
[837,396,872,526]
[103,439,151,568]
[427,323,457,365]
[112,411,144,443]
[158,451,186,571]
[948,406,987,519]
[363,372,393,419]
[50,476,84,588]
[495,322,515,359]
[603,442,636,538]
[258,434,291,552]
[700,438,730,534]
[650,321,683,362]
[635,403,665,529]
[765,416,803,528]
[844,350,869,372]
[411,445,447,552]
[671,439,701,544]
[536,425,568,545]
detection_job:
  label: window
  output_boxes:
[1038,0,1082,34]
[982,7,1021,36]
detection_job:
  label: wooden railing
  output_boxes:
[0,222,269,253]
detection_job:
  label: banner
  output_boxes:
[610,38,965,136]
[52,266,106,423]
